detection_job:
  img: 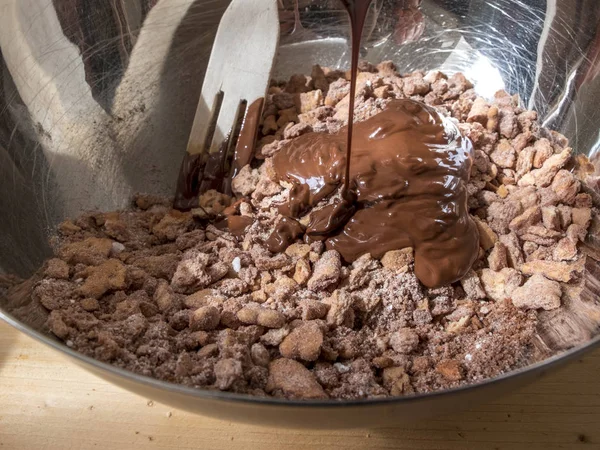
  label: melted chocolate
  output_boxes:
[265,216,305,254]
[173,153,203,210]
[232,98,264,178]
[340,0,375,195]
[273,99,479,287]
[175,98,265,207]
[226,215,255,238]
[177,0,480,287]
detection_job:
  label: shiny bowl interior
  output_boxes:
[2,0,600,428]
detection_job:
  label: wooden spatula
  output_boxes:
[175,0,280,208]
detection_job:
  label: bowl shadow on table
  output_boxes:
[367,353,599,447]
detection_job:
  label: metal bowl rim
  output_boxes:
[2,307,599,408]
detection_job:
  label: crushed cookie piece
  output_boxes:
[519,260,579,283]
[279,321,323,362]
[380,248,414,271]
[512,274,561,310]
[266,359,327,399]
[307,250,342,292]
[436,359,463,381]
[189,306,221,331]
[389,328,419,354]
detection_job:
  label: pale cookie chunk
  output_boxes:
[516,146,535,178]
[490,139,516,169]
[572,207,592,228]
[511,274,561,310]
[152,210,193,241]
[324,290,354,328]
[279,321,324,362]
[231,165,260,197]
[460,269,486,300]
[380,248,414,271]
[519,260,579,282]
[299,299,330,320]
[553,238,578,261]
[518,148,571,187]
[285,243,311,259]
[542,206,561,231]
[44,258,70,280]
[293,259,312,285]
[214,359,243,390]
[472,216,498,250]
[509,206,542,235]
[307,250,342,292]
[250,343,271,367]
[296,89,324,113]
[76,259,127,299]
[171,250,227,293]
[389,328,419,354]
[60,237,113,266]
[498,109,518,139]
[551,170,580,205]
[532,138,554,168]
[382,367,414,395]
[499,232,525,268]
[256,309,286,328]
[260,327,291,347]
[436,359,463,381]
[479,268,523,302]
[467,97,490,125]
[488,242,508,271]
[266,359,327,399]
[486,201,522,235]
[189,306,221,331]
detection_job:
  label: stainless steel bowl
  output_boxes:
[2,0,600,428]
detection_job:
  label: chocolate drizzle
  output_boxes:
[232,98,264,179]
[340,0,374,196]
[225,215,255,238]
[265,216,305,253]
[273,99,479,287]
[174,98,264,208]
[173,152,203,210]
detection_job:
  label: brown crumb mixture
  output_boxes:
[7,64,600,400]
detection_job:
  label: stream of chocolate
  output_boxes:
[340,0,374,195]
[272,99,479,287]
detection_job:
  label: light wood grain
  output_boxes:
[1,320,599,450]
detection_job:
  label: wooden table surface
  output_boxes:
[1,320,599,450]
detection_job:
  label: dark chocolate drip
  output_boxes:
[173,153,203,210]
[306,197,356,237]
[198,139,230,195]
[232,98,264,178]
[340,0,375,196]
[226,215,254,238]
[174,98,265,209]
[272,99,479,288]
[265,216,305,253]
